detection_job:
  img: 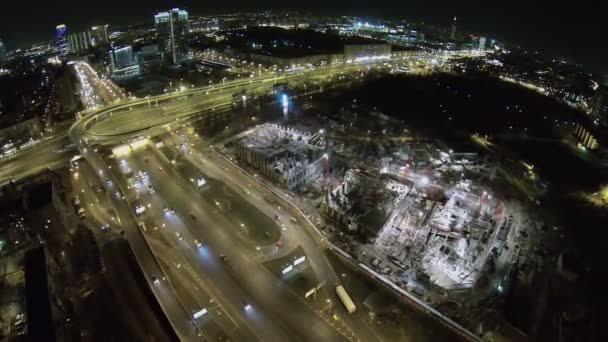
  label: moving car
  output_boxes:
[243,300,252,311]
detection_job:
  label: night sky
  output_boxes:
[1,0,605,73]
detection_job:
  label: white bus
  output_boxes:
[335,285,356,314]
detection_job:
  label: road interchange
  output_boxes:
[63,55,477,341]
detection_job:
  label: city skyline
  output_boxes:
[1,4,608,341]
[0,0,605,73]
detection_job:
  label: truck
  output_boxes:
[335,285,356,314]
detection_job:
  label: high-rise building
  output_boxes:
[67,31,93,54]
[450,17,457,40]
[478,37,486,51]
[137,44,163,73]
[109,46,139,78]
[91,25,109,45]
[154,8,189,64]
[56,24,69,56]
[590,77,608,126]
[0,38,7,62]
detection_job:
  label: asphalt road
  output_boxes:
[0,134,72,186]
[66,54,473,341]
[166,130,382,342]
[65,64,390,341]
[122,143,351,341]
[70,135,202,340]
[71,159,179,341]
[73,61,126,109]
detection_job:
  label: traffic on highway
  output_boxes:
[35,54,472,341]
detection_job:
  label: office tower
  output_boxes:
[67,31,93,53]
[109,46,140,78]
[137,44,163,73]
[154,8,189,64]
[0,38,6,62]
[109,45,136,70]
[590,77,608,125]
[478,37,486,51]
[56,24,69,56]
[450,17,457,40]
[91,25,109,45]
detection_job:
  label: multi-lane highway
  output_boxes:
[163,128,384,341]
[0,133,72,186]
[61,54,473,341]
[67,64,379,340]
[123,141,356,340]
[73,61,126,109]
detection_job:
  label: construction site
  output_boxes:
[230,112,521,301]
[232,123,327,190]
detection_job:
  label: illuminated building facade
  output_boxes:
[56,24,69,56]
[478,37,486,51]
[344,44,391,63]
[154,8,189,65]
[67,31,93,54]
[109,46,140,78]
[91,25,109,45]
[590,78,608,126]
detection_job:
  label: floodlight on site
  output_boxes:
[419,176,430,186]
